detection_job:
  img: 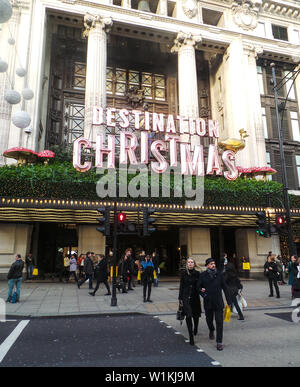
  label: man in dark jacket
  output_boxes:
[6,254,24,303]
[77,252,94,290]
[89,254,111,296]
[197,258,231,351]
[118,252,131,293]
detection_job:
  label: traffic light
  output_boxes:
[143,208,156,236]
[255,211,269,238]
[275,214,288,236]
[96,207,110,236]
[117,212,137,234]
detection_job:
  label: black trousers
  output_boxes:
[268,278,280,297]
[66,271,78,282]
[143,281,152,300]
[93,279,110,295]
[205,308,224,344]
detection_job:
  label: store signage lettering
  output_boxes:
[73,107,239,181]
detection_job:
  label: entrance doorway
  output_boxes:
[37,223,78,278]
[108,228,180,276]
[210,227,237,269]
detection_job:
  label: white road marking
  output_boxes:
[211,361,221,366]
[0,320,30,363]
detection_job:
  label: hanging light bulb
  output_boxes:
[4,90,21,105]
[0,59,8,73]
[16,67,26,77]
[0,0,12,23]
[12,111,31,129]
[22,88,34,100]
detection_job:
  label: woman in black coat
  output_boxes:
[264,255,280,298]
[178,258,201,346]
[89,255,111,296]
[224,260,244,320]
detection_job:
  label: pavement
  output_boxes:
[0,276,296,318]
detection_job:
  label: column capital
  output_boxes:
[83,13,113,38]
[171,31,202,53]
[243,43,264,59]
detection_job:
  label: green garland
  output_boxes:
[0,161,290,208]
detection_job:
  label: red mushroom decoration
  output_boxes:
[237,166,277,180]
[38,150,55,164]
[3,147,39,165]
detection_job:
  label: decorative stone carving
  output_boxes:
[232,0,262,31]
[182,0,198,19]
[126,86,145,108]
[171,32,202,53]
[83,13,113,38]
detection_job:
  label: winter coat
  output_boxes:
[69,258,77,272]
[224,262,243,299]
[288,261,295,285]
[179,269,201,318]
[141,261,154,283]
[197,269,231,311]
[94,259,109,282]
[264,261,279,280]
[83,256,94,275]
[118,258,130,279]
[7,259,24,280]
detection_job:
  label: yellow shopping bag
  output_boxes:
[242,262,250,271]
[32,268,38,276]
[137,271,141,281]
[224,305,231,323]
[153,270,157,280]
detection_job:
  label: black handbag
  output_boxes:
[176,304,185,324]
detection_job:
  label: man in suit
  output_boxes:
[197,258,231,351]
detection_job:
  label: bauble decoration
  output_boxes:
[0,59,8,73]
[4,90,21,104]
[12,111,31,129]
[0,0,13,24]
[22,88,34,100]
[16,67,26,77]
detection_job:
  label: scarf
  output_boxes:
[207,268,217,279]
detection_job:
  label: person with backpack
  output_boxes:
[89,254,111,296]
[6,254,24,303]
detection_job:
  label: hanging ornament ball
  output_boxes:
[4,90,21,105]
[22,88,34,100]
[8,37,15,45]
[12,111,31,129]
[16,67,26,77]
[0,0,13,24]
[0,59,8,73]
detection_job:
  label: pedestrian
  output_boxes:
[63,255,70,280]
[89,254,111,296]
[118,251,131,293]
[264,254,280,298]
[77,254,85,279]
[276,255,285,284]
[241,256,251,278]
[141,255,155,303]
[178,257,201,346]
[223,259,244,320]
[127,250,136,290]
[6,254,24,303]
[152,251,159,287]
[292,257,300,299]
[66,254,78,283]
[77,252,94,290]
[197,258,231,351]
[288,255,297,299]
[25,253,34,280]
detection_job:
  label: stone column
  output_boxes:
[171,32,201,146]
[243,44,267,168]
[83,14,113,142]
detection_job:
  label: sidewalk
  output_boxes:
[0,277,295,318]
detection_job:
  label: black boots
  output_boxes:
[186,317,194,346]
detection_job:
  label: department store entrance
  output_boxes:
[109,228,181,276]
[36,223,78,278]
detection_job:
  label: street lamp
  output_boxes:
[270,62,299,256]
